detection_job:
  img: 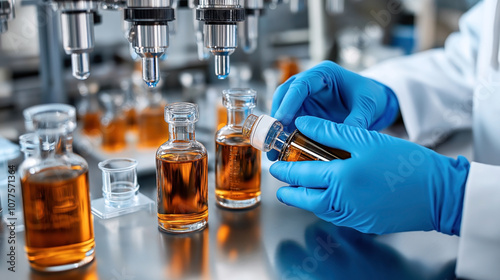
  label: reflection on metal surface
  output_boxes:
[275,221,456,280]
[215,207,271,278]
[30,259,99,280]
[159,229,210,280]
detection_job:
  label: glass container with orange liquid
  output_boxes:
[100,93,127,152]
[156,103,208,233]
[20,104,95,271]
[77,82,101,136]
[137,87,169,148]
[243,114,351,162]
[215,89,261,209]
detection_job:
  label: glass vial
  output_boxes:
[137,87,169,149]
[215,89,261,209]
[156,102,208,233]
[19,104,95,271]
[243,114,351,161]
[100,92,127,152]
[77,82,101,136]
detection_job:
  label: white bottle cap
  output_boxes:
[249,115,277,152]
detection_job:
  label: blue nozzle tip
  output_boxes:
[217,74,228,80]
[145,80,159,88]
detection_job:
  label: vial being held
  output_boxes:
[156,103,208,233]
[215,89,261,209]
[19,104,95,271]
[243,114,351,161]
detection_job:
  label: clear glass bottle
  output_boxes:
[243,114,351,161]
[100,92,127,152]
[19,104,95,271]
[137,87,169,148]
[215,89,261,209]
[77,82,101,136]
[156,102,208,233]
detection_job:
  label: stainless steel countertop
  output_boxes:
[0,129,473,280]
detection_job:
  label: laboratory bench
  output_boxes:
[0,122,472,280]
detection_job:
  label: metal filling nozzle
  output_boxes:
[0,0,15,34]
[124,0,174,87]
[196,0,245,79]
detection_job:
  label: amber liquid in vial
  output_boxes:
[21,166,95,270]
[81,112,101,136]
[280,131,351,161]
[156,153,208,232]
[101,117,127,152]
[216,136,261,202]
[124,107,138,132]
[138,107,169,148]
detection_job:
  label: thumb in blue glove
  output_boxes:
[270,116,470,235]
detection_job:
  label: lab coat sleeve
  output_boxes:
[456,162,500,280]
[361,3,483,146]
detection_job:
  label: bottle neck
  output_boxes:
[169,124,195,142]
[272,130,290,152]
[38,132,73,158]
[227,107,252,128]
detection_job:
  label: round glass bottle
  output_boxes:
[19,104,95,271]
[100,92,127,152]
[77,82,101,136]
[137,87,169,149]
[243,114,351,161]
[215,89,261,209]
[156,102,208,233]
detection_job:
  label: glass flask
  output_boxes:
[19,104,95,271]
[137,87,169,148]
[77,82,101,136]
[156,102,208,233]
[243,114,351,161]
[100,92,127,152]
[215,89,261,209]
[121,80,138,133]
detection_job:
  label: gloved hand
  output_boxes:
[270,116,470,235]
[271,60,400,131]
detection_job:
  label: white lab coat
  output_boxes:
[362,1,500,279]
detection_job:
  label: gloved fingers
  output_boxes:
[277,186,329,213]
[295,116,365,152]
[273,73,328,126]
[270,161,335,188]
[267,150,280,161]
[343,99,375,129]
[270,77,295,118]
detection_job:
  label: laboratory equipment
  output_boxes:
[121,81,138,132]
[91,158,154,219]
[195,0,245,79]
[0,0,14,33]
[19,104,95,271]
[156,102,208,233]
[100,92,127,152]
[215,88,261,208]
[53,0,100,80]
[77,82,102,136]
[124,0,175,87]
[243,114,351,161]
[239,0,263,53]
[137,87,169,148]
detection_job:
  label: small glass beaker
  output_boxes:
[92,158,153,219]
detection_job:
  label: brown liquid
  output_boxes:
[215,137,261,203]
[278,57,300,84]
[216,104,227,131]
[101,117,127,152]
[21,166,95,270]
[81,112,101,136]
[280,131,351,161]
[156,153,208,232]
[124,107,138,132]
[138,106,169,148]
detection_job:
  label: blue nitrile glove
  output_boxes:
[270,116,470,235]
[271,60,400,131]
